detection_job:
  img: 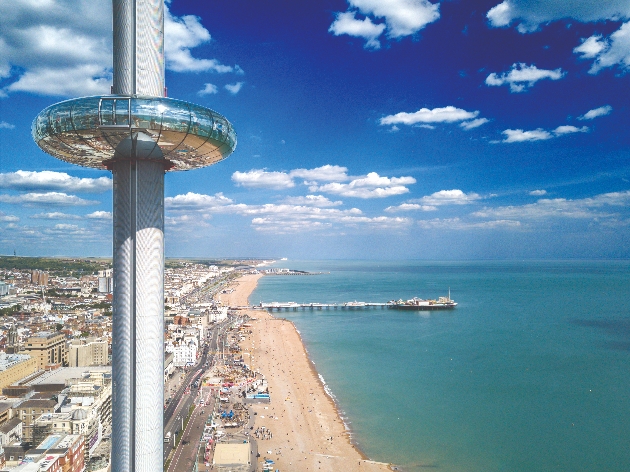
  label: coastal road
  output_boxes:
[163,321,227,462]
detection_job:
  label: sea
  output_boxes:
[249,260,630,472]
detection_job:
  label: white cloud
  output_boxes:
[578,105,613,120]
[165,192,233,210]
[31,212,81,220]
[0,0,240,97]
[0,171,111,193]
[487,0,630,33]
[414,189,481,206]
[553,125,589,136]
[86,211,112,219]
[485,63,564,92]
[225,82,244,94]
[0,121,15,129]
[0,192,98,206]
[575,23,630,74]
[329,0,440,49]
[460,118,489,130]
[7,64,111,96]
[232,170,295,190]
[385,203,437,212]
[165,190,411,233]
[574,35,607,59]
[310,172,416,199]
[502,124,589,143]
[418,217,521,230]
[281,195,343,207]
[502,128,552,143]
[380,106,480,126]
[352,0,440,38]
[164,5,235,74]
[232,165,352,190]
[0,211,19,222]
[529,189,547,196]
[198,83,218,95]
[328,11,386,50]
[472,191,630,220]
[289,165,349,182]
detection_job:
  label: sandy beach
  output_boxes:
[217,274,392,471]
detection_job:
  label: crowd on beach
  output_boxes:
[254,426,273,440]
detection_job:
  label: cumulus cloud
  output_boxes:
[380,106,480,126]
[231,166,415,198]
[578,105,613,120]
[0,211,19,222]
[417,217,521,230]
[225,82,244,94]
[0,1,112,96]
[501,125,590,143]
[385,203,437,212]
[281,195,343,207]
[0,121,15,129]
[414,189,481,206]
[574,23,630,74]
[31,212,81,220]
[309,172,416,199]
[165,192,233,210]
[86,211,112,219]
[486,0,630,33]
[0,0,239,97]
[553,125,589,136]
[485,63,565,92]
[164,5,235,74]
[0,171,111,193]
[460,118,489,130]
[529,189,547,196]
[164,190,411,233]
[198,83,218,95]
[290,165,349,182]
[0,192,98,206]
[329,11,386,50]
[329,0,440,49]
[502,128,552,143]
[232,170,295,189]
[472,190,630,220]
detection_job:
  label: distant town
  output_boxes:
[0,256,281,471]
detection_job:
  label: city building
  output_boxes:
[11,399,57,444]
[23,332,67,369]
[30,271,49,286]
[0,418,23,446]
[97,269,112,294]
[68,339,108,367]
[11,434,84,472]
[0,353,38,392]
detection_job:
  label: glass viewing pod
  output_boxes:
[32,95,237,171]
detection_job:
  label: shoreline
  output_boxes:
[217,273,392,471]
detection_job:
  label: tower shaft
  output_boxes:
[112,159,164,472]
[113,0,165,96]
[111,1,165,470]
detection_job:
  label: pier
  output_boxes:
[259,301,392,311]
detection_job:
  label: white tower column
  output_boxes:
[111,1,165,470]
[112,156,164,472]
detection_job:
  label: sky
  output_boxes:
[0,0,629,260]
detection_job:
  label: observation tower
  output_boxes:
[32,1,236,470]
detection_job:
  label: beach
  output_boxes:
[217,274,392,471]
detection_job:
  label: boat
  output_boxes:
[390,290,457,311]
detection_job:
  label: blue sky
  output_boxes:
[1,0,629,259]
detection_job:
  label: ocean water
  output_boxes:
[249,261,630,472]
